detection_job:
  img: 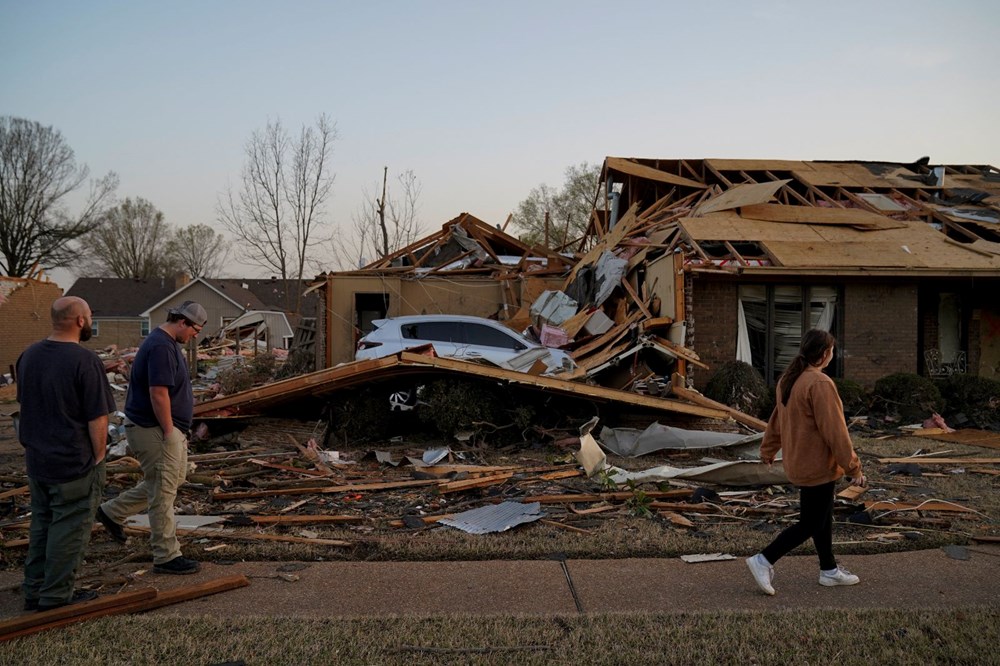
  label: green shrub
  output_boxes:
[833,378,869,416]
[274,348,316,380]
[417,378,507,438]
[704,361,772,419]
[248,352,277,382]
[870,373,944,423]
[934,374,1000,428]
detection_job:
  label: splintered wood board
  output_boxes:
[913,429,1000,451]
[739,204,906,230]
[763,241,923,267]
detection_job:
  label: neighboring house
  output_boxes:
[596,157,1000,387]
[0,275,63,375]
[142,277,319,350]
[64,277,178,351]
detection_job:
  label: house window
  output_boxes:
[738,284,842,384]
[140,319,150,337]
[91,320,100,338]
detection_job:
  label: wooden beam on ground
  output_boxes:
[126,524,352,547]
[0,576,248,642]
[0,589,157,639]
[521,489,692,504]
[0,485,28,501]
[436,472,514,494]
[246,515,363,525]
[211,478,441,501]
[670,374,768,431]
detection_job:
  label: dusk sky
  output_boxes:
[3,1,998,285]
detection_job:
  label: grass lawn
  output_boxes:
[2,608,997,665]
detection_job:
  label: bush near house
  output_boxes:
[833,378,869,417]
[869,373,944,424]
[934,374,1000,428]
[703,361,773,420]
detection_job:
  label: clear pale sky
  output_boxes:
[2,0,998,285]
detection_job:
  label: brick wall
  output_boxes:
[0,279,63,375]
[689,277,738,390]
[842,282,918,386]
[81,319,145,351]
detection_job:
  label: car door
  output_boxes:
[460,322,529,365]
[401,321,464,358]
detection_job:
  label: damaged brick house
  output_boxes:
[312,157,999,394]
[0,275,62,375]
[595,157,1000,388]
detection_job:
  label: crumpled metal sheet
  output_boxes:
[608,460,788,487]
[439,501,545,535]
[599,423,760,457]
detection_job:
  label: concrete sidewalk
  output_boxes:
[1,547,997,619]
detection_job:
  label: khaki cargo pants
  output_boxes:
[101,425,188,564]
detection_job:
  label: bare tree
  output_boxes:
[168,223,230,278]
[343,167,422,268]
[218,114,336,312]
[511,162,601,248]
[78,197,177,279]
[0,117,117,277]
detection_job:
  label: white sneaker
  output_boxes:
[746,553,775,595]
[819,566,860,587]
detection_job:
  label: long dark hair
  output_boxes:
[778,329,836,406]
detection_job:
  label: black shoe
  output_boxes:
[23,598,38,611]
[153,556,201,575]
[37,589,98,612]
[96,506,127,544]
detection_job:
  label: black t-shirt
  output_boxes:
[125,327,194,432]
[16,340,115,483]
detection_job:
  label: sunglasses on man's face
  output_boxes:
[185,320,203,334]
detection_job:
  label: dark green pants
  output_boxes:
[23,462,105,607]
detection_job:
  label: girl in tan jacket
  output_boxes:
[746,329,866,595]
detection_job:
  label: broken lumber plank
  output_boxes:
[876,457,1000,465]
[522,489,692,504]
[0,588,157,639]
[388,514,457,528]
[437,472,514,494]
[640,316,674,333]
[649,501,721,513]
[0,485,28,501]
[837,485,868,502]
[0,576,250,643]
[972,535,1000,543]
[211,478,441,501]
[535,469,584,481]
[248,458,333,477]
[670,376,768,431]
[126,524,352,547]
[246,515,363,525]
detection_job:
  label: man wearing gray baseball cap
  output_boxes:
[96,301,207,574]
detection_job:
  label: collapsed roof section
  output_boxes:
[592,157,1000,276]
[339,212,573,277]
[193,350,732,423]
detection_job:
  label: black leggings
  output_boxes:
[761,481,836,570]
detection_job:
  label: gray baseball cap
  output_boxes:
[168,300,208,327]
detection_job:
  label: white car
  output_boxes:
[355,315,576,375]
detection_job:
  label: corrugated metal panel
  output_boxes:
[439,501,544,534]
